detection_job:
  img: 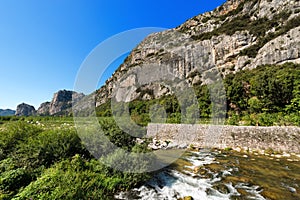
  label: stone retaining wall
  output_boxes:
[147,124,300,153]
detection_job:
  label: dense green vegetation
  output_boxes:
[225,63,300,125]
[97,63,300,126]
[97,87,211,126]
[0,118,151,199]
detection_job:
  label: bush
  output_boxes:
[14,128,90,169]
[14,155,150,200]
[226,112,240,125]
[0,122,42,160]
[0,168,31,192]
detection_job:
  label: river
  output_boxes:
[115,149,300,200]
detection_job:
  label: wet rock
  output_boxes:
[178,196,193,200]
[236,188,250,196]
[230,195,246,200]
[148,138,175,150]
[225,176,252,184]
[261,189,282,200]
[287,186,296,193]
[212,183,230,194]
[205,163,224,173]
[193,166,201,173]
[205,188,217,196]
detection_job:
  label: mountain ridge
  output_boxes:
[15,90,85,116]
[95,0,300,106]
[0,109,15,116]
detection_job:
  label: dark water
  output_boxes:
[116,149,300,200]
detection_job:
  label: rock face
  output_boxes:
[38,90,85,116]
[0,109,15,116]
[37,102,50,116]
[95,0,300,106]
[49,90,73,115]
[15,103,36,116]
[14,90,85,116]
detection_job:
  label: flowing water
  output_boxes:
[115,149,300,200]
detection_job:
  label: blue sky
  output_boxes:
[0,0,226,110]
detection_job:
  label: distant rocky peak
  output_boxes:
[37,90,85,116]
[15,103,36,116]
[53,90,75,102]
[37,102,50,116]
[0,109,15,116]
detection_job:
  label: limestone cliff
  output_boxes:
[38,90,85,116]
[37,102,51,116]
[15,103,36,116]
[95,0,300,106]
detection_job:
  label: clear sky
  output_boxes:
[0,0,226,110]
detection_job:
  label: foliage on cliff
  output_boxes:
[96,63,300,126]
[225,62,300,125]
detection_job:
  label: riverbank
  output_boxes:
[147,124,300,153]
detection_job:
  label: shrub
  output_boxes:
[0,168,31,192]
[14,155,150,200]
[0,122,42,159]
[14,128,90,169]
